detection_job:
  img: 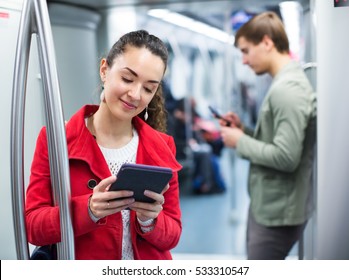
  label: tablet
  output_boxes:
[109,163,173,203]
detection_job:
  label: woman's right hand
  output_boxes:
[89,175,135,219]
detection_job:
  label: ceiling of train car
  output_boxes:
[48,0,308,9]
[48,0,310,32]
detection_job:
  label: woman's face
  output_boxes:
[100,46,165,121]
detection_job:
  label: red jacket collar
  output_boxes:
[65,105,181,179]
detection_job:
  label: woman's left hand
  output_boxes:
[129,184,170,222]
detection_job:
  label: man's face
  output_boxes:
[237,36,270,75]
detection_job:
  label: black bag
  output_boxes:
[30,244,57,260]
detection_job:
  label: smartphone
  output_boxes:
[109,163,173,203]
[208,105,231,126]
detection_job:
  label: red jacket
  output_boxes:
[25,105,182,260]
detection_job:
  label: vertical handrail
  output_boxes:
[298,62,317,260]
[11,0,31,260]
[11,0,75,260]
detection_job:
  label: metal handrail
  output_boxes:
[302,61,318,71]
[298,61,317,260]
[11,0,75,260]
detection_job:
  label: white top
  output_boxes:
[99,129,139,260]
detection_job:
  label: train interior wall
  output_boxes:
[1,0,349,260]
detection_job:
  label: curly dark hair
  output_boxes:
[105,30,168,132]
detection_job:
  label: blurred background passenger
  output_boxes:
[173,97,226,194]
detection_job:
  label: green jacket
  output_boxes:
[237,61,316,226]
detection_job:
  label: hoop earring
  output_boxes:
[144,107,148,121]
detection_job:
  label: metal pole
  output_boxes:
[11,0,75,259]
[34,0,75,260]
[298,61,317,260]
[11,0,32,260]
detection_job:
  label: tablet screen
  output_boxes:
[109,163,173,203]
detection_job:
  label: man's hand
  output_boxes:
[220,126,244,148]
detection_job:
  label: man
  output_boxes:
[219,11,316,259]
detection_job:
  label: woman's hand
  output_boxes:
[89,175,135,219]
[129,184,170,222]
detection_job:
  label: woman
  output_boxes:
[25,30,182,260]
